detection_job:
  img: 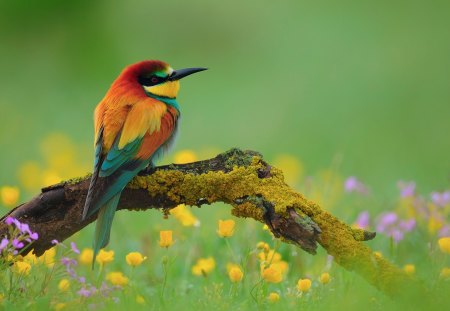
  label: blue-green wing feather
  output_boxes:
[82,129,149,267]
[99,137,142,177]
[83,132,146,220]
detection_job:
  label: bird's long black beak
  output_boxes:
[168,67,207,81]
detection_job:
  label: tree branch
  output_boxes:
[0,148,419,297]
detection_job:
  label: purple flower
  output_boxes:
[431,191,450,207]
[19,223,30,234]
[67,268,77,279]
[12,218,22,230]
[4,216,38,241]
[61,257,77,268]
[78,287,94,298]
[345,177,357,191]
[344,176,369,195]
[71,242,80,254]
[0,238,9,251]
[51,239,59,245]
[355,211,370,229]
[12,239,24,249]
[99,282,116,297]
[397,181,415,198]
[376,212,398,232]
[61,256,79,279]
[376,212,416,242]
[18,223,38,239]
[438,225,450,237]
[391,229,404,242]
[398,219,416,232]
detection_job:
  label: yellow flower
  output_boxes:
[262,264,283,283]
[273,154,303,186]
[12,261,31,275]
[217,219,235,238]
[256,242,270,253]
[18,161,42,191]
[24,252,38,265]
[258,247,289,280]
[136,295,146,304]
[258,250,288,273]
[126,252,146,267]
[79,248,94,265]
[40,133,88,179]
[438,237,450,254]
[440,267,450,279]
[313,169,344,208]
[227,264,243,283]
[174,150,197,164]
[428,217,443,235]
[58,279,70,292]
[192,257,216,276]
[5,254,15,264]
[297,278,312,292]
[271,261,289,274]
[0,186,20,207]
[42,170,61,187]
[268,292,280,303]
[258,249,282,263]
[403,264,415,275]
[159,230,174,248]
[374,251,383,258]
[39,247,56,267]
[319,272,330,284]
[170,204,199,227]
[54,303,66,311]
[96,249,114,265]
[106,271,129,286]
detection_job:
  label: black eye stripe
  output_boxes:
[138,75,166,86]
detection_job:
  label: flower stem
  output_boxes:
[160,255,169,300]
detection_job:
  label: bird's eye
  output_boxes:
[138,74,167,86]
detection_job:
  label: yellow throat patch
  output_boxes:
[144,81,180,98]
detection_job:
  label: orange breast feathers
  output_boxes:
[135,105,178,159]
[94,96,177,158]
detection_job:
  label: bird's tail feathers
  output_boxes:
[92,192,121,269]
[82,173,100,221]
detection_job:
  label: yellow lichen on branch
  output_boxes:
[130,157,310,216]
[128,154,418,296]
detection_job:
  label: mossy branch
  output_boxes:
[0,148,419,297]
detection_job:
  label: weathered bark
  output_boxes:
[0,148,419,297]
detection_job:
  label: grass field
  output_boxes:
[1,147,449,310]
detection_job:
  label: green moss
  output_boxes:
[65,173,91,185]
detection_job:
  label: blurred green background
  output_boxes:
[0,2,450,309]
[1,0,449,196]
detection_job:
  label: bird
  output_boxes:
[81,60,206,266]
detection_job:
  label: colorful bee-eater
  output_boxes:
[82,60,206,265]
